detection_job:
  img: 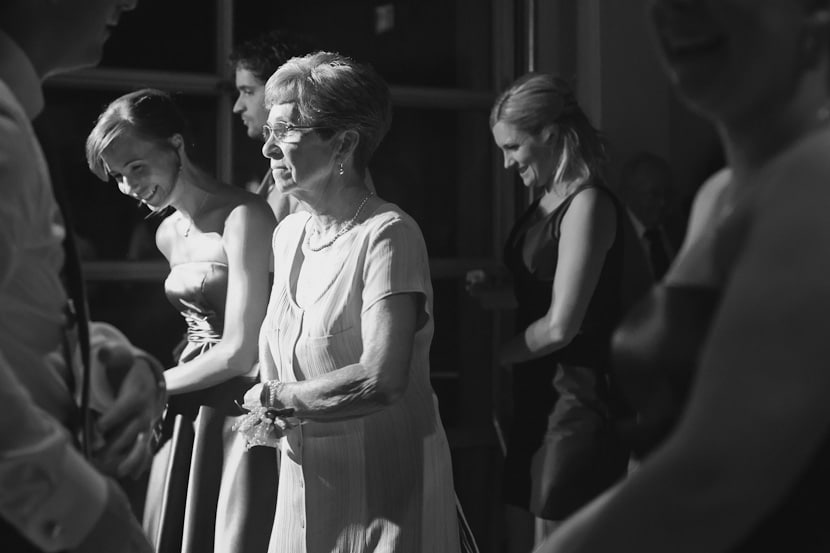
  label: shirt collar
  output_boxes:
[0,30,44,120]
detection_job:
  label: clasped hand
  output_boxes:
[233,382,300,450]
[93,355,164,479]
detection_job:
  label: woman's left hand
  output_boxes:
[243,382,264,409]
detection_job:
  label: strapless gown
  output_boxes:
[143,261,278,553]
[613,285,830,551]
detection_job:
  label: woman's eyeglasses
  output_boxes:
[262,121,327,143]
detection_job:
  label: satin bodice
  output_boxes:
[164,261,228,347]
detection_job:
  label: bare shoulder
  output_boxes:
[562,185,618,234]
[222,187,277,229]
[569,185,616,213]
[676,168,732,255]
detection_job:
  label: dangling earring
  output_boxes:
[338,162,345,176]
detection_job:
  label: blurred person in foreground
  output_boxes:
[537,0,830,551]
[0,0,167,551]
[235,51,476,553]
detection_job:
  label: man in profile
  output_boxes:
[0,1,166,551]
[230,30,313,220]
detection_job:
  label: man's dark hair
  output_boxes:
[229,29,314,83]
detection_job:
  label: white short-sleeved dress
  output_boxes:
[259,203,462,553]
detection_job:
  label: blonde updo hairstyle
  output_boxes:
[490,73,607,187]
[86,88,191,181]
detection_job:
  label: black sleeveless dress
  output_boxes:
[501,183,633,520]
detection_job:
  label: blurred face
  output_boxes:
[648,0,808,123]
[233,67,269,140]
[623,167,672,228]
[491,120,557,189]
[101,129,180,211]
[261,103,337,200]
[49,0,138,75]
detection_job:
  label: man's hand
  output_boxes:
[94,357,163,478]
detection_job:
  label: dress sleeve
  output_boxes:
[361,214,431,314]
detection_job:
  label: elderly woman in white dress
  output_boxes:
[236,51,468,553]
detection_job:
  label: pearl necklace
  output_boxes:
[306,192,374,252]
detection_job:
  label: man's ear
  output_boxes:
[169,133,185,152]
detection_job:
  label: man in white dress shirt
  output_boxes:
[0,1,166,551]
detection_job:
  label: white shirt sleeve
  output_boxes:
[0,349,107,552]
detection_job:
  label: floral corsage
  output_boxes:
[232,402,300,450]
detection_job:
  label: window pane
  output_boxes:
[89,282,186,368]
[369,106,495,259]
[100,0,217,73]
[431,279,497,427]
[234,0,492,90]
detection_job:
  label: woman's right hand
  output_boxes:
[465,268,516,309]
[464,269,490,296]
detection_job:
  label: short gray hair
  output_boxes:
[264,51,392,171]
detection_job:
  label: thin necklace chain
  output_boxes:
[183,190,210,238]
[306,192,374,252]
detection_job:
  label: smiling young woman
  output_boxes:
[86,88,278,553]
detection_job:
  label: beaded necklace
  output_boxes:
[306,192,374,252]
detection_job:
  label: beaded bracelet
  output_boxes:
[260,380,282,408]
